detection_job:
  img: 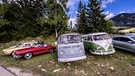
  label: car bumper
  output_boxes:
[91,50,115,55]
[2,51,11,55]
[58,56,86,62]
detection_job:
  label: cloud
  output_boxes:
[102,0,115,8]
[104,11,115,19]
[119,8,135,14]
[67,0,88,18]
[119,11,126,14]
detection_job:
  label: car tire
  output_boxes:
[24,52,33,60]
[49,49,54,53]
[11,51,15,57]
[89,50,93,54]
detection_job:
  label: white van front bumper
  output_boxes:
[91,50,115,55]
[58,56,86,62]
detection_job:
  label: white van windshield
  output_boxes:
[59,35,82,44]
[93,34,110,41]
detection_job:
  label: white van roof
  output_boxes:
[59,33,80,37]
[82,32,108,37]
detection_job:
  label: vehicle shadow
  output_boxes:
[114,48,135,55]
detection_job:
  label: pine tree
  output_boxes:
[87,0,113,33]
[46,0,68,38]
[76,1,88,34]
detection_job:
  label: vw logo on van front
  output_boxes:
[70,50,74,54]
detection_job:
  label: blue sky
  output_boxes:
[67,0,135,25]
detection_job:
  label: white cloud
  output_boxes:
[67,0,88,17]
[119,11,126,14]
[119,8,135,14]
[102,0,115,8]
[104,11,115,19]
[67,0,88,7]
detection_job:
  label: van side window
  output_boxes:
[93,35,103,41]
[82,36,88,41]
[103,34,110,39]
[88,36,92,41]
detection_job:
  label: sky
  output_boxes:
[67,0,135,26]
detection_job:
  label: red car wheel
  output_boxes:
[24,52,33,60]
[11,51,15,57]
[50,49,54,53]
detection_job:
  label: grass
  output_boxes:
[0,36,135,76]
[118,28,135,33]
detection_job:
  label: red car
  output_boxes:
[13,43,56,59]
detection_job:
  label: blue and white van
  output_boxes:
[57,33,86,62]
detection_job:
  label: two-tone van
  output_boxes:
[82,32,115,55]
[57,33,86,62]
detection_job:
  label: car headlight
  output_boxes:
[60,51,64,55]
[3,51,7,54]
[96,45,101,50]
[79,48,84,53]
[111,44,113,47]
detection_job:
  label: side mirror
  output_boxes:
[127,41,134,44]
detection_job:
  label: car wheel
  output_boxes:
[11,51,15,57]
[24,52,33,60]
[89,50,93,54]
[49,49,54,53]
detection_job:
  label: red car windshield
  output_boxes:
[32,43,48,47]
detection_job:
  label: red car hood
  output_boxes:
[14,45,55,53]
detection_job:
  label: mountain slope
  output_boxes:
[110,13,135,26]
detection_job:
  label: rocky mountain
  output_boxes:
[110,13,135,26]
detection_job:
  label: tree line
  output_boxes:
[0,0,114,43]
[75,0,114,34]
[0,0,68,42]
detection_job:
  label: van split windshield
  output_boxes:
[59,35,82,44]
[93,34,110,41]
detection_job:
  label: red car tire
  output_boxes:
[24,52,33,60]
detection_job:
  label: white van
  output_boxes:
[57,33,86,62]
[82,32,115,55]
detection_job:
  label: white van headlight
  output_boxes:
[111,43,113,47]
[60,51,64,55]
[96,45,101,50]
[80,49,83,53]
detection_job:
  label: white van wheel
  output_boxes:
[89,50,92,54]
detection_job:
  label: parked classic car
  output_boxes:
[2,41,37,56]
[57,33,86,62]
[13,43,56,59]
[82,32,115,55]
[112,35,135,53]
